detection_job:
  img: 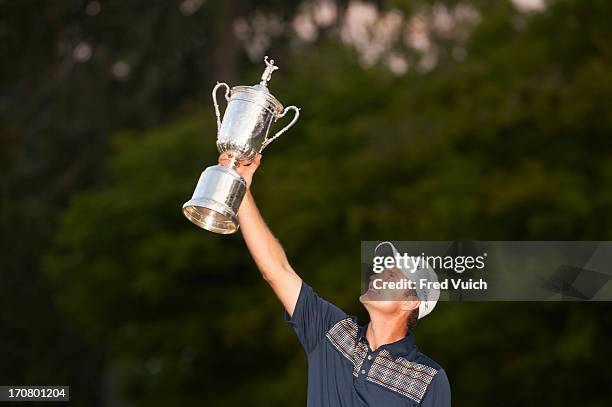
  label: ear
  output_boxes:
[400,299,420,312]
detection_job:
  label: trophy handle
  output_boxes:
[261,105,300,151]
[212,82,231,133]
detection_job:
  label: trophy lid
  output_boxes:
[230,56,284,115]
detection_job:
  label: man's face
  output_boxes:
[359,267,419,314]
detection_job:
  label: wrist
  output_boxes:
[238,189,253,217]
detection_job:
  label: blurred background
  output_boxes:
[1,0,612,405]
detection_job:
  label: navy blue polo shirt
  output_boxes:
[285,281,451,407]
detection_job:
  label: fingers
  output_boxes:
[241,154,261,171]
[239,154,262,172]
[218,151,233,166]
[218,153,262,166]
[247,154,262,169]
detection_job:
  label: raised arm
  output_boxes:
[219,152,302,316]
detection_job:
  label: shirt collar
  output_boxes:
[358,322,416,359]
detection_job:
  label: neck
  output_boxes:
[365,311,408,351]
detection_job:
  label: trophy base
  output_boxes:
[182,165,246,234]
[183,198,239,234]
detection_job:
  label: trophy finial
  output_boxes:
[260,55,279,86]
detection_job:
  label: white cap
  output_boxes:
[374,241,440,319]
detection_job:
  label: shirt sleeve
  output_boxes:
[420,369,451,407]
[284,281,347,354]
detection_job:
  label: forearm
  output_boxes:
[238,189,302,314]
[237,190,290,277]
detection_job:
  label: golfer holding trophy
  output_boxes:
[183,57,451,406]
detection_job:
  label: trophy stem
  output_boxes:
[225,156,240,170]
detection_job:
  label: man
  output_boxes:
[221,152,451,406]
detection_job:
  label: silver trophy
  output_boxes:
[182,56,300,234]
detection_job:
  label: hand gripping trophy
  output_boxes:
[182,56,300,234]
